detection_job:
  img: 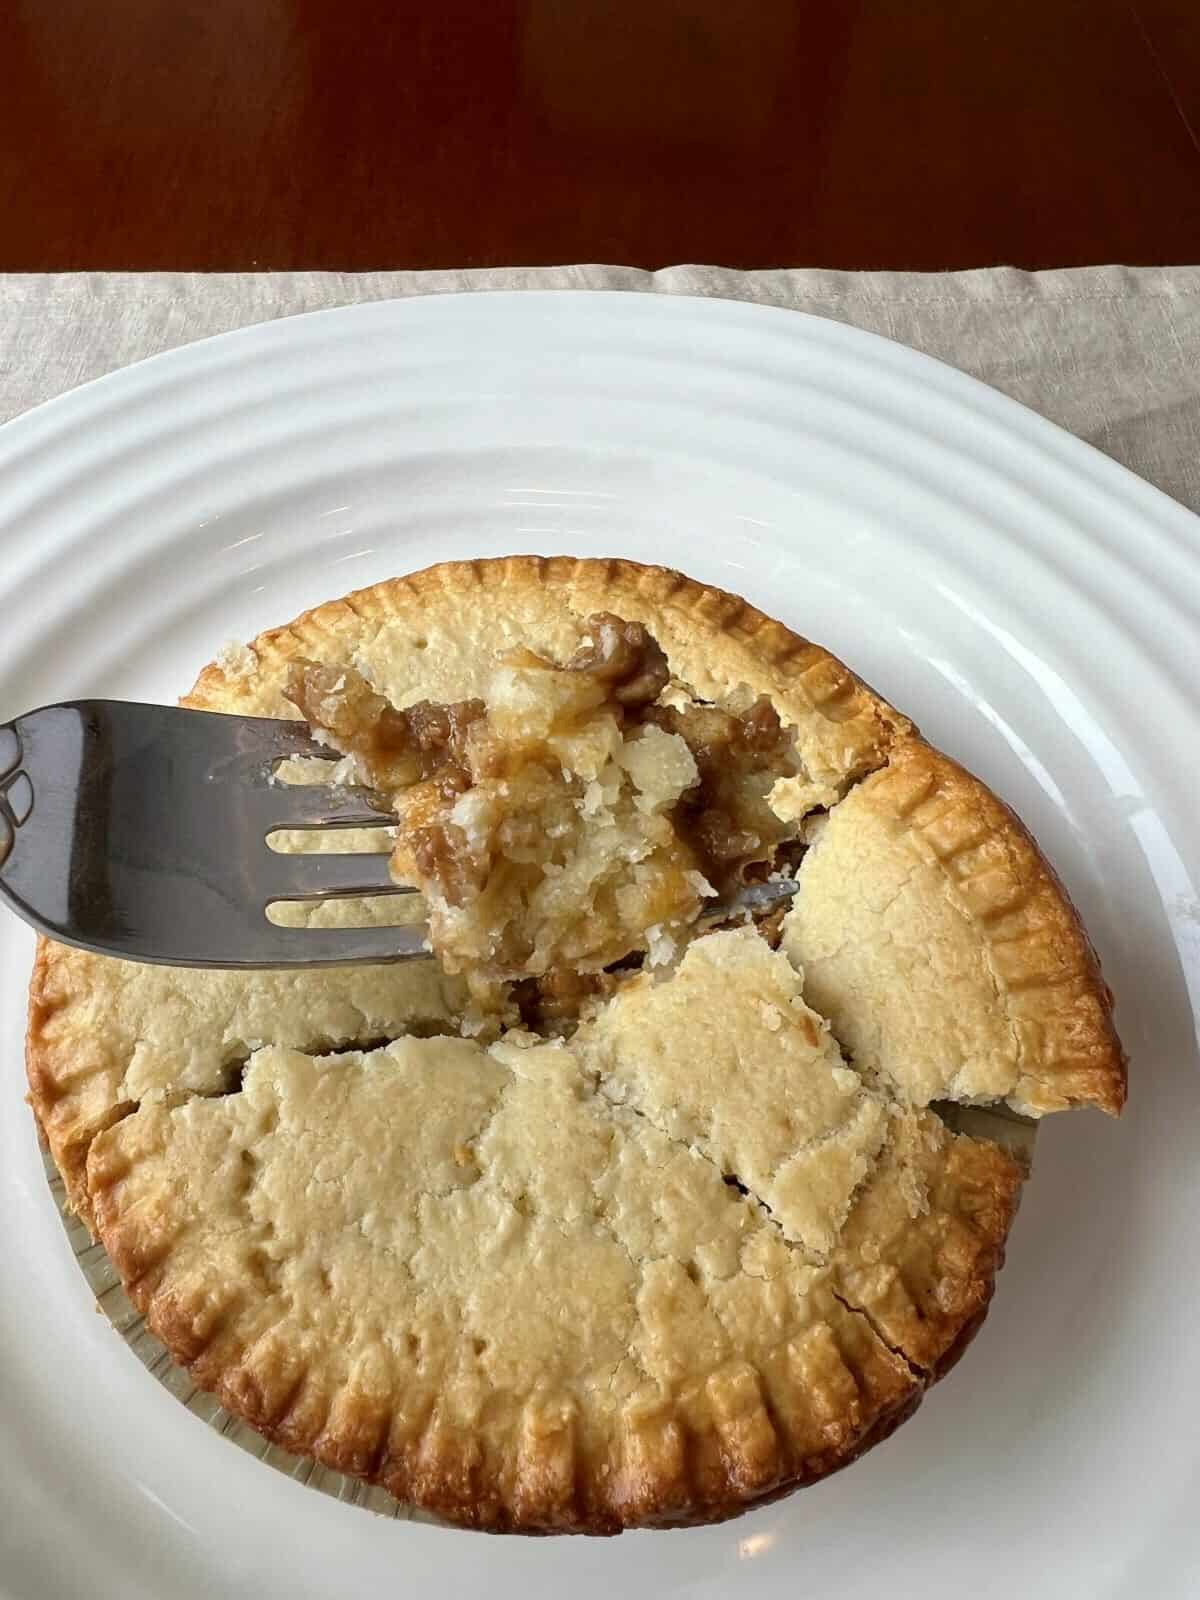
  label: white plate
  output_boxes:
[0,292,1197,1599]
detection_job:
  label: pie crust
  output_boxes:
[25,556,1126,1533]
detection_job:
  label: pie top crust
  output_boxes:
[25,556,1125,1533]
[780,738,1125,1116]
[190,555,912,789]
[83,935,1020,1532]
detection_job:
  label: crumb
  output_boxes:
[459,1008,487,1037]
[215,639,258,681]
[646,924,678,968]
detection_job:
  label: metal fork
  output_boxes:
[0,701,798,969]
[0,701,414,967]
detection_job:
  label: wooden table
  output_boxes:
[2,0,1198,271]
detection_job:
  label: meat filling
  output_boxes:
[286,612,810,1010]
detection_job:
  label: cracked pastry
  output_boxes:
[25,555,1126,1534]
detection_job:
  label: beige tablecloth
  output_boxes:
[3,265,1200,516]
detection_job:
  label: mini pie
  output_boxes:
[26,556,1126,1534]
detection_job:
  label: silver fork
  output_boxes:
[0,701,797,968]
[0,701,415,967]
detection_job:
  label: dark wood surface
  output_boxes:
[2,0,1198,271]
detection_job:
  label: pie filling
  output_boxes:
[287,612,812,1023]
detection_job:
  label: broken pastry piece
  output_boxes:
[287,612,805,987]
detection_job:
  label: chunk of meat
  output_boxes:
[645,696,795,893]
[286,659,484,792]
[564,613,670,709]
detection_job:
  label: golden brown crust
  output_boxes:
[782,736,1126,1118]
[189,556,911,788]
[26,913,466,1234]
[832,1109,1024,1377]
[84,1032,949,1536]
[26,557,1115,1532]
[84,1062,1022,1533]
[871,739,1125,1116]
[26,940,136,1225]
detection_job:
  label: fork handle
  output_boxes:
[0,722,28,867]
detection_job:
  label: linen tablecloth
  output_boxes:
[3,265,1199,517]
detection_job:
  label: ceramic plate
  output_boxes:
[0,292,1196,1598]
